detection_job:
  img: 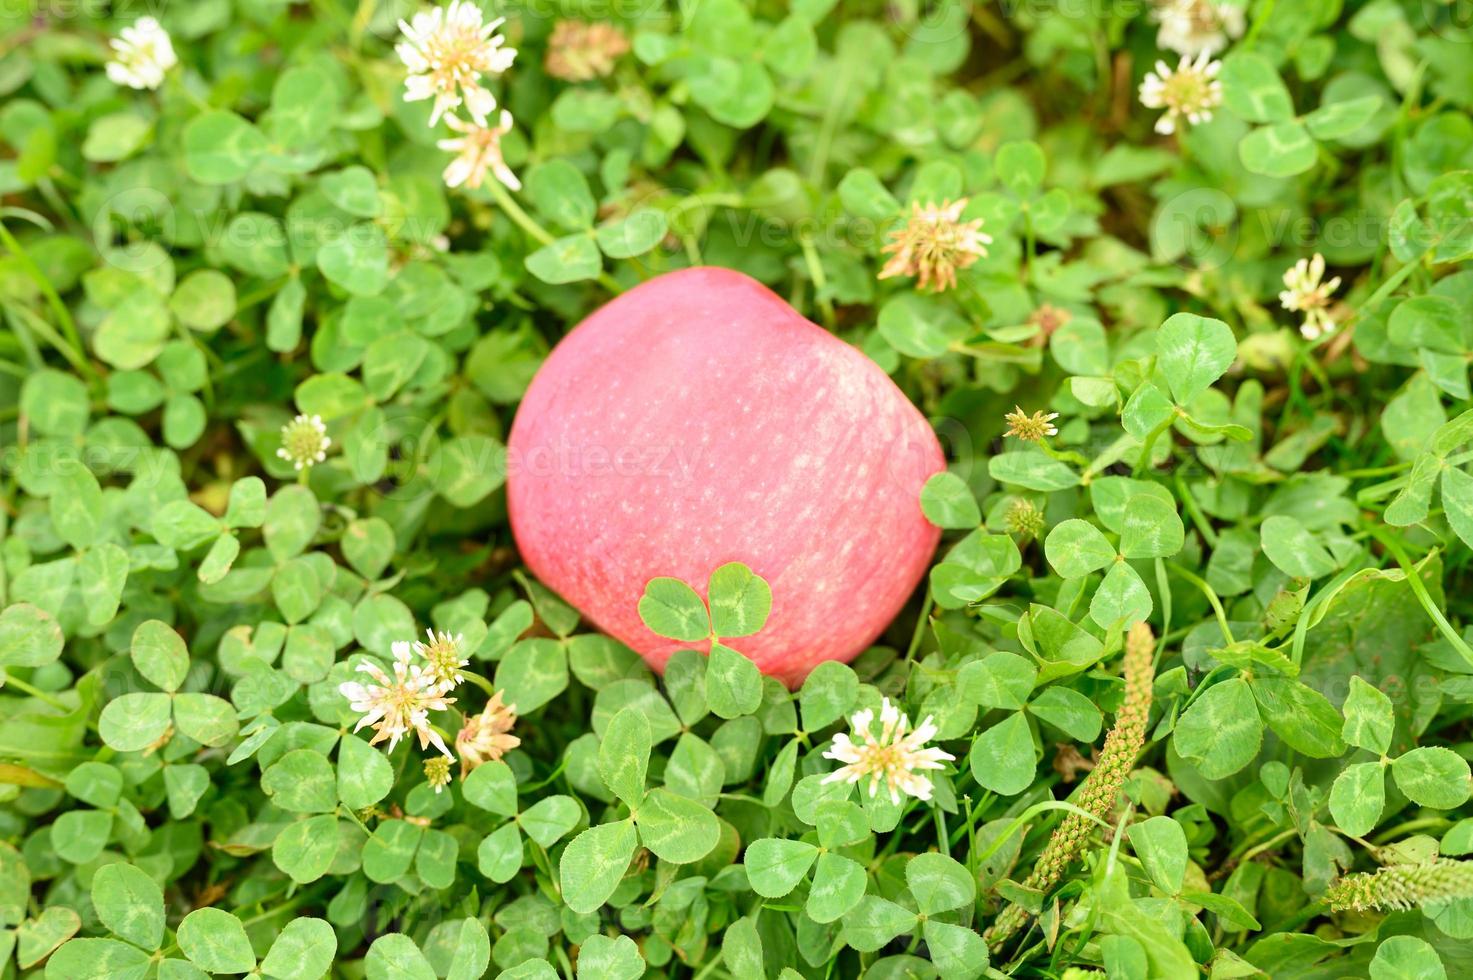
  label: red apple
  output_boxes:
[507,267,944,687]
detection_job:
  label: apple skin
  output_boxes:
[507,267,944,687]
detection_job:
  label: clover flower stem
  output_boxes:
[485,180,624,294]
[1173,471,1218,547]
[348,0,377,49]
[903,585,934,664]
[1166,563,1234,646]
[1351,248,1425,329]
[485,179,554,245]
[1243,0,1276,45]
[459,669,497,696]
[884,802,932,861]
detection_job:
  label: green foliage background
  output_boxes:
[2,0,1473,977]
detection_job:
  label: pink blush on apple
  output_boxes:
[507,267,945,687]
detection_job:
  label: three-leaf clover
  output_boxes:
[98,620,238,754]
[1328,677,1473,836]
[637,561,771,719]
[960,651,1103,796]
[1043,491,1185,629]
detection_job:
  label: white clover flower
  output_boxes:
[397,0,516,127]
[439,110,520,191]
[106,17,177,91]
[1279,253,1342,340]
[822,698,955,804]
[879,199,992,293]
[1153,0,1245,57]
[339,645,456,758]
[411,629,469,693]
[276,414,331,470]
[1139,51,1223,136]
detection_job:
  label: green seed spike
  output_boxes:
[1326,859,1473,912]
[986,621,1156,946]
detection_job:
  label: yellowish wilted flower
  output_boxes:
[339,645,456,757]
[1279,253,1342,340]
[1004,406,1060,442]
[424,756,453,793]
[879,199,991,293]
[1139,52,1223,135]
[277,414,331,470]
[1153,0,1245,57]
[544,20,630,82]
[439,110,521,191]
[411,629,468,692]
[397,0,516,127]
[456,689,521,776]
[822,698,954,804]
[106,17,177,91]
